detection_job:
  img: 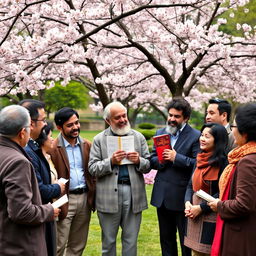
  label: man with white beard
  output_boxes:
[89,101,151,256]
[150,97,200,256]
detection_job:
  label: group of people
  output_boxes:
[0,97,256,256]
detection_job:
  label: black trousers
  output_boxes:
[157,205,191,256]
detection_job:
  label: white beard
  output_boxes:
[111,122,131,136]
[166,125,179,135]
[166,120,185,135]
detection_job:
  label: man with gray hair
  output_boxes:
[0,105,60,256]
[89,101,151,256]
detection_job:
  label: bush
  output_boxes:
[138,123,156,130]
[137,129,156,140]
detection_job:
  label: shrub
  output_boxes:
[138,129,156,140]
[138,122,156,130]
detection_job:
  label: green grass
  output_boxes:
[83,185,162,256]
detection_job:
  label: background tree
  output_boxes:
[0,0,255,120]
[43,80,90,116]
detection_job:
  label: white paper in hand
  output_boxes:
[52,194,68,208]
[195,189,216,203]
[58,178,68,184]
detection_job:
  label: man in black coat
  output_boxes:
[150,98,200,256]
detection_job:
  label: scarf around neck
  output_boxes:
[219,141,256,200]
[192,151,219,193]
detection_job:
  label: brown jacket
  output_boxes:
[49,134,95,220]
[218,153,256,256]
[0,136,53,256]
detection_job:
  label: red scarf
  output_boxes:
[192,151,219,193]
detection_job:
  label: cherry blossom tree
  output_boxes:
[0,0,255,118]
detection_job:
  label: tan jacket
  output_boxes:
[49,134,96,220]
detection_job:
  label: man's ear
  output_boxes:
[221,112,227,121]
[56,125,62,132]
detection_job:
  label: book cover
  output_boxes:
[153,134,171,163]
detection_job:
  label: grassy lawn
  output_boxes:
[83,185,162,256]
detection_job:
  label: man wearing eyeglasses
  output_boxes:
[206,98,236,152]
[19,99,65,256]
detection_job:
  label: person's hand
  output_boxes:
[184,201,192,217]
[57,181,66,195]
[53,207,61,219]
[111,150,126,165]
[126,152,140,164]
[208,198,220,212]
[162,149,176,162]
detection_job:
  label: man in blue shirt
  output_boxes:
[150,98,200,256]
[49,107,95,256]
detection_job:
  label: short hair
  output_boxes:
[200,123,228,166]
[18,99,45,120]
[0,105,30,138]
[36,122,54,147]
[235,103,256,142]
[208,98,231,122]
[54,107,79,127]
[167,97,191,119]
[103,101,127,121]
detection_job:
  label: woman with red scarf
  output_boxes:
[209,103,256,256]
[184,123,228,256]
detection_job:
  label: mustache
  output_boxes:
[168,120,178,126]
[71,128,80,133]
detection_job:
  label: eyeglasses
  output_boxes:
[230,125,237,130]
[32,118,47,123]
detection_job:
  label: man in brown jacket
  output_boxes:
[49,107,95,256]
[0,105,60,256]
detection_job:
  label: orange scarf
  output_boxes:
[192,151,219,193]
[219,141,256,200]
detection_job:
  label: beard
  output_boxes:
[166,120,184,135]
[111,122,131,136]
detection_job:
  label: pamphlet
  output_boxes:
[195,189,216,203]
[58,178,69,184]
[52,194,68,208]
[107,136,135,165]
[153,134,171,163]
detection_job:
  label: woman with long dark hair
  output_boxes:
[184,123,228,256]
[209,103,256,256]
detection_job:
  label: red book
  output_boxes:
[153,134,171,163]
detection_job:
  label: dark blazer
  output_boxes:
[217,153,256,256]
[49,134,96,220]
[0,136,53,256]
[151,124,200,211]
[25,139,61,256]
[25,139,61,203]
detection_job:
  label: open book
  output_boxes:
[195,189,216,203]
[107,136,135,165]
[153,134,171,164]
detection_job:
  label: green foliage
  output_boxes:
[138,122,156,129]
[137,128,156,140]
[44,80,91,114]
[219,1,256,37]
[190,110,204,130]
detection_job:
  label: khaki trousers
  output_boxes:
[192,250,210,256]
[57,193,91,256]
